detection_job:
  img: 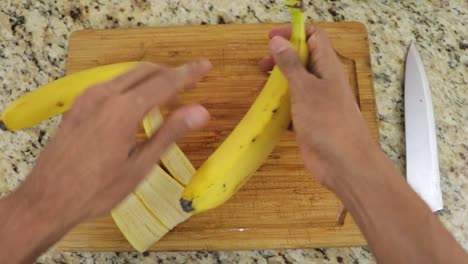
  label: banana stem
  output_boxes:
[288,5,308,65]
[290,9,305,42]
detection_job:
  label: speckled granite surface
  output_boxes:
[0,0,466,263]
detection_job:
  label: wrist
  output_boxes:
[14,174,84,229]
[331,145,394,202]
[0,184,80,263]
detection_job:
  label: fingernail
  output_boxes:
[191,59,212,73]
[179,59,212,76]
[197,59,212,71]
[269,36,289,54]
[186,105,209,129]
[307,25,316,36]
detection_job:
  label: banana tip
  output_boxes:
[0,121,7,131]
[180,199,194,213]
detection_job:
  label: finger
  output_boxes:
[107,63,163,94]
[307,27,344,79]
[261,25,316,74]
[269,26,292,39]
[65,84,113,124]
[269,36,308,80]
[269,24,315,40]
[258,56,275,73]
[126,59,212,120]
[165,94,182,112]
[79,84,113,106]
[132,104,210,166]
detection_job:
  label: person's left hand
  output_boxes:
[15,60,211,226]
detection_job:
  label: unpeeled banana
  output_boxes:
[0,62,139,131]
[180,0,308,213]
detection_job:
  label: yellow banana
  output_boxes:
[180,1,309,213]
[0,62,139,131]
[112,109,196,252]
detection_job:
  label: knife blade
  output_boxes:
[404,42,443,212]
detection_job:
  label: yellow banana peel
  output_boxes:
[0,62,139,131]
[180,1,309,213]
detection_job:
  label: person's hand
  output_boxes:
[259,26,379,192]
[15,61,211,225]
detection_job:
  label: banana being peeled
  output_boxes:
[180,0,309,213]
[111,193,169,252]
[0,62,139,131]
[112,109,195,252]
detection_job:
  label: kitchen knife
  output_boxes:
[404,42,443,212]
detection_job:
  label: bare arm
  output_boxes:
[335,146,465,263]
[0,186,78,263]
[262,25,467,263]
[0,61,211,263]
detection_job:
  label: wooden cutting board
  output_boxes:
[57,22,378,251]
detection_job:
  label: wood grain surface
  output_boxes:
[57,22,378,251]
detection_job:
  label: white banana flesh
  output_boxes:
[111,194,169,252]
[135,166,192,229]
[111,109,195,252]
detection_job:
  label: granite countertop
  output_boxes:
[0,0,466,263]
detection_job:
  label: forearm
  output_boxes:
[0,184,78,264]
[335,149,466,263]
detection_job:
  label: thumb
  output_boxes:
[269,36,307,79]
[133,105,209,166]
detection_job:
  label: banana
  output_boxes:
[111,194,169,252]
[180,1,309,213]
[112,109,196,252]
[142,109,196,185]
[135,165,192,228]
[0,62,139,131]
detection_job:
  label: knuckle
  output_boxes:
[88,82,107,93]
[305,24,315,36]
[108,95,129,111]
[158,67,176,83]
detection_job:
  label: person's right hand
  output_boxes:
[259,26,380,192]
[17,61,212,225]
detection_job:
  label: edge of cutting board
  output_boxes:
[57,21,378,251]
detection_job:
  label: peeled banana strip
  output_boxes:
[111,194,169,252]
[142,109,196,186]
[112,109,196,251]
[135,166,192,229]
[0,62,139,131]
